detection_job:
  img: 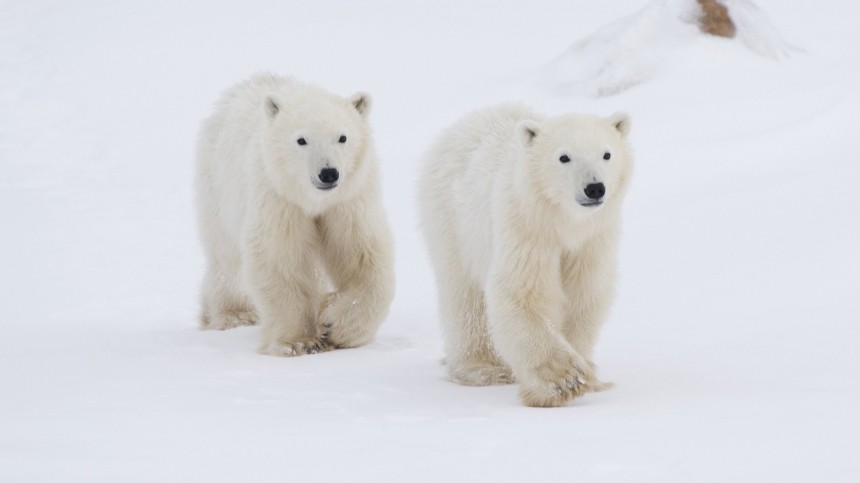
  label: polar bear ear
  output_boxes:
[608,112,631,138]
[350,92,372,117]
[516,120,540,146]
[264,96,281,120]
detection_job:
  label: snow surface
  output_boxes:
[2,0,859,481]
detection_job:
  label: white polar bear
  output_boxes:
[419,104,632,407]
[196,73,395,356]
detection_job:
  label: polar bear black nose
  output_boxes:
[318,168,339,184]
[584,183,605,200]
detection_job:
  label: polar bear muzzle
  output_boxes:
[314,167,340,190]
[579,182,606,206]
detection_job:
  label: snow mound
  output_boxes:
[545,0,796,97]
[726,0,798,59]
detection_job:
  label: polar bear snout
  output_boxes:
[584,182,605,200]
[314,167,340,190]
[578,182,605,206]
[318,167,339,184]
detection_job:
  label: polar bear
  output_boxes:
[196,73,395,356]
[419,104,632,407]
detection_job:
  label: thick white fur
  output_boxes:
[419,104,632,407]
[196,73,394,356]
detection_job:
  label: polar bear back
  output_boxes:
[419,104,542,285]
[196,74,290,242]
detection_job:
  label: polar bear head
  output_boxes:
[516,112,632,218]
[260,90,373,210]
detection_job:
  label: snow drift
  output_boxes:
[545,0,797,97]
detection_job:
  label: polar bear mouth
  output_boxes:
[312,181,338,191]
[577,199,603,207]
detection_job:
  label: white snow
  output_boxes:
[724,0,798,59]
[2,0,859,481]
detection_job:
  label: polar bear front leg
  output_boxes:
[486,248,596,407]
[243,210,328,357]
[559,232,619,392]
[316,198,395,348]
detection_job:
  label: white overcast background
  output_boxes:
[1,1,858,481]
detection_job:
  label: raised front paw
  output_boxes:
[318,292,375,349]
[519,350,594,407]
[258,338,331,357]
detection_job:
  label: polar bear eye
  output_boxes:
[338,135,347,143]
[603,152,611,160]
[297,137,307,146]
[559,155,571,163]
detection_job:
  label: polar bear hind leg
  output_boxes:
[199,251,258,330]
[435,254,513,386]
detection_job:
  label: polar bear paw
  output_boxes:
[519,351,594,407]
[318,293,375,349]
[449,362,515,386]
[201,310,258,330]
[258,338,331,357]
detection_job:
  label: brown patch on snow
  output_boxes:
[698,0,736,38]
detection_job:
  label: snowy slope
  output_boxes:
[544,0,798,96]
[1,0,859,481]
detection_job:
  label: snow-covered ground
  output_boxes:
[2,1,859,481]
